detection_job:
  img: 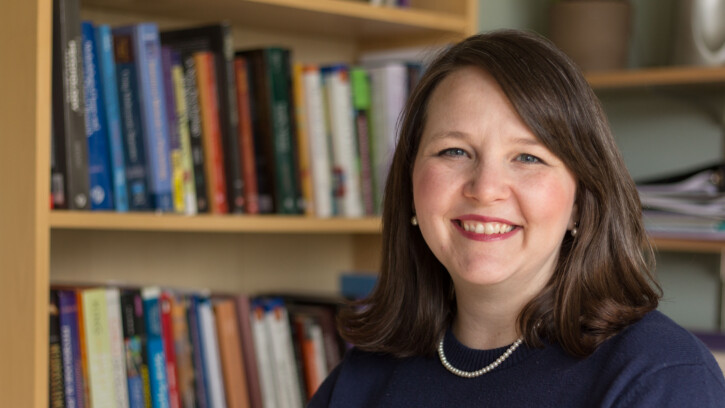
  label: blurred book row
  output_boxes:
[638,163,725,240]
[52,0,433,217]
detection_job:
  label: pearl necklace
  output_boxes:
[437,335,524,378]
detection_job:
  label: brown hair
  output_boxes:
[339,29,660,358]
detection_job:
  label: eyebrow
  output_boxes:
[427,131,543,147]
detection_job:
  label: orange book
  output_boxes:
[214,299,251,408]
[75,290,91,407]
[291,63,314,216]
[194,51,229,213]
[233,57,259,214]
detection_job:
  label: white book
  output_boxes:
[265,301,303,408]
[368,63,407,212]
[82,288,117,408]
[322,66,364,217]
[302,66,334,218]
[105,288,130,408]
[309,322,328,386]
[198,299,227,408]
[251,303,278,408]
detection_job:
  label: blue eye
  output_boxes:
[516,154,541,164]
[439,148,467,157]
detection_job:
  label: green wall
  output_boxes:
[478,0,723,331]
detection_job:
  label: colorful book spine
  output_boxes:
[197,297,227,408]
[141,287,171,408]
[235,295,264,408]
[113,32,152,211]
[120,290,150,408]
[115,24,173,212]
[106,289,130,408]
[170,294,197,408]
[81,21,114,211]
[187,296,209,408]
[233,57,259,215]
[194,51,229,214]
[49,291,66,408]
[182,56,209,213]
[82,288,118,407]
[291,63,314,217]
[302,65,333,218]
[95,24,130,212]
[169,51,198,215]
[161,46,187,214]
[214,299,251,408]
[58,290,86,408]
[75,290,92,405]
[263,298,303,408]
[249,300,277,408]
[160,292,182,408]
[350,67,375,216]
[51,0,89,210]
[322,65,364,217]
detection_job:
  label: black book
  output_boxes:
[49,290,66,408]
[51,0,89,210]
[161,23,245,214]
[182,55,210,213]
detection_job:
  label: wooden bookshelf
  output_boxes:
[586,65,725,90]
[0,0,476,406]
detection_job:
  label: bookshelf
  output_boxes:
[0,0,477,406]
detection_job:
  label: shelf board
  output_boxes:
[650,236,725,254]
[50,211,382,234]
[82,0,468,46]
[586,66,725,90]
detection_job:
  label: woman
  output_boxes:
[310,30,725,406]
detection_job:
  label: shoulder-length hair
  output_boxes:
[339,29,661,358]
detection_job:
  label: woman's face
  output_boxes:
[412,66,577,296]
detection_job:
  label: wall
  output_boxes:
[479,0,723,330]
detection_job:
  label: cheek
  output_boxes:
[520,174,576,225]
[412,163,453,214]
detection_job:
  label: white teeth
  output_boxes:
[461,221,514,235]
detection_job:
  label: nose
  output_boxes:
[462,160,511,204]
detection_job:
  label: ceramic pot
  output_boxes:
[672,0,725,66]
[549,0,632,71]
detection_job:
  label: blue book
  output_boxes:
[81,21,114,210]
[114,23,173,212]
[141,287,170,408]
[113,31,151,210]
[95,24,129,212]
[57,290,85,408]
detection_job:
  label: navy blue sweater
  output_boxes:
[309,311,725,407]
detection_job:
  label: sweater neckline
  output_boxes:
[441,327,537,373]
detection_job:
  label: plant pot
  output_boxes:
[549,0,632,71]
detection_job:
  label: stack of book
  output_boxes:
[51,0,427,217]
[637,163,725,239]
[48,286,344,408]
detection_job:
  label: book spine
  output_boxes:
[58,290,86,408]
[350,67,375,216]
[266,48,299,214]
[197,297,227,408]
[160,292,182,408]
[82,288,118,407]
[132,23,174,211]
[51,0,89,210]
[119,290,148,408]
[233,57,260,215]
[291,63,314,216]
[170,51,198,215]
[81,21,114,211]
[106,289,130,408]
[322,65,363,217]
[49,291,66,408]
[170,294,197,408]
[235,295,264,408]
[264,298,303,408]
[214,300,251,408]
[249,300,277,408]
[302,66,333,218]
[161,47,186,214]
[194,51,229,214]
[187,296,210,408]
[113,32,152,211]
[182,56,210,213]
[95,24,130,212]
[141,287,171,408]
[75,291,92,405]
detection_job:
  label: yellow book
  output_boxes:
[171,56,198,215]
[292,63,315,216]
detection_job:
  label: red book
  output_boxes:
[160,291,182,408]
[194,51,229,213]
[234,56,259,214]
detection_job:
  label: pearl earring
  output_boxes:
[411,215,418,226]
[571,222,579,237]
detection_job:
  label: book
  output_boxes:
[301,65,334,218]
[95,24,129,212]
[197,296,227,408]
[82,288,117,407]
[160,292,182,408]
[170,294,197,408]
[169,51,198,215]
[106,288,130,408]
[120,289,150,408]
[235,295,264,408]
[233,56,260,215]
[161,23,245,213]
[51,0,89,210]
[350,67,375,216]
[291,63,315,216]
[214,299,251,408]
[237,48,300,214]
[141,287,171,408]
[50,291,66,408]
[114,31,152,211]
[322,65,364,217]
[194,51,229,214]
[57,290,86,408]
[181,55,210,213]
[113,23,173,212]
[161,46,188,215]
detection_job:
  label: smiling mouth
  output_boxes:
[456,220,516,235]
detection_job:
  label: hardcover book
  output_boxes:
[181,55,210,213]
[57,290,86,408]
